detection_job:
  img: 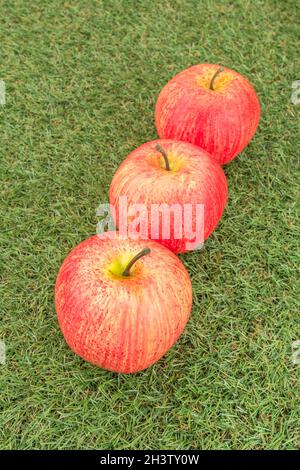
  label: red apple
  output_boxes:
[155,64,260,165]
[109,139,227,253]
[55,232,192,373]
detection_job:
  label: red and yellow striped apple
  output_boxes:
[155,64,260,165]
[109,139,228,253]
[55,232,192,373]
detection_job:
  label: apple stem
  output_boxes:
[209,67,224,91]
[122,248,151,277]
[155,144,170,171]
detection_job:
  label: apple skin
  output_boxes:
[109,139,228,253]
[155,64,260,165]
[55,232,192,374]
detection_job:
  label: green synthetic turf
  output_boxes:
[1,0,299,450]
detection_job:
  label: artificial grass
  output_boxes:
[0,0,300,450]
